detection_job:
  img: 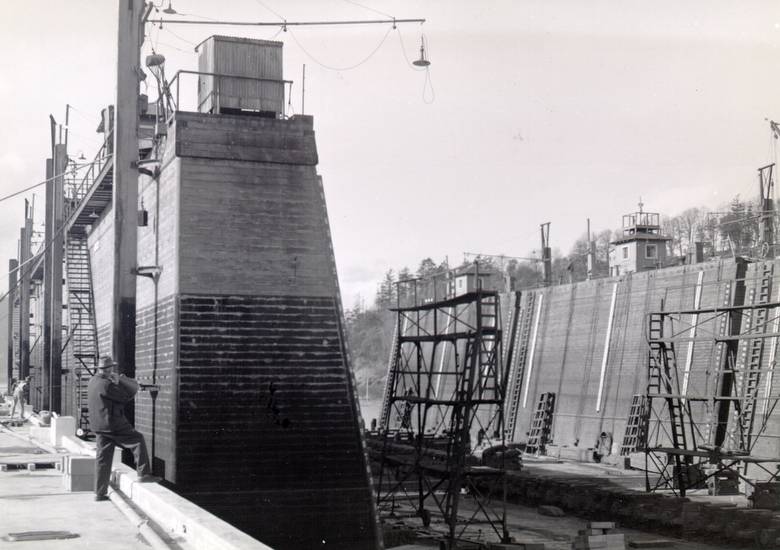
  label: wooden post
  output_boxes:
[112,0,144,377]
[7,259,17,393]
[50,144,66,412]
[19,201,32,381]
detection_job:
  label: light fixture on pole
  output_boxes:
[412,37,431,67]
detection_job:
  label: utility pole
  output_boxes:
[50,144,66,411]
[7,259,17,393]
[540,222,552,286]
[43,156,53,408]
[586,218,595,280]
[112,0,145,376]
[19,201,32,381]
[758,163,775,259]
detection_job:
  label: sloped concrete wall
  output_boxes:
[135,111,379,550]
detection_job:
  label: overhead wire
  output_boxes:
[0,158,107,205]
[287,25,393,72]
[341,0,394,19]
[251,0,286,21]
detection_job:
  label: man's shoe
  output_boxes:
[137,474,161,483]
[95,494,110,502]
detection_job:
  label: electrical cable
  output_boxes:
[251,0,285,21]
[161,26,199,47]
[341,0,394,19]
[0,213,70,303]
[287,25,393,72]
[0,158,108,205]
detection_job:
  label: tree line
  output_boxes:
[345,193,767,399]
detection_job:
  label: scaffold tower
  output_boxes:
[642,264,780,497]
[375,263,510,548]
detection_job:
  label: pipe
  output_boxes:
[108,490,171,550]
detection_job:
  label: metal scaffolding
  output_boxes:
[641,264,780,497]
[375,263,510,548]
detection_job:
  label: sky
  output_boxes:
[1,1,780,308]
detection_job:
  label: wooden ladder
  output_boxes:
[620,394,648,455]
[526,392,555,454]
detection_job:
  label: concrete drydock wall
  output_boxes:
[132,111,379,550]
[504,259,778,461]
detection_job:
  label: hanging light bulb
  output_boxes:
[413,37,431,67]
[163,1,177,15]
[78,151,86,161]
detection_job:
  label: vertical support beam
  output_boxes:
[50,145,66,412]
[759,164,775,259]
[7,259,17,393]
[43,158,53,409]
[112,0,143,377]
[19,202,32,381]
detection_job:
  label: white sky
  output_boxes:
[1,1,779,307]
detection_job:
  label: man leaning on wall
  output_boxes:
[87,356,159,501]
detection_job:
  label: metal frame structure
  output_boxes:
[375,263,510,548]
[641,266,780,497]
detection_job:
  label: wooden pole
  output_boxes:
[7,259,17,393]
[19,201,32,381]
[112,0,143,377]
[43,157,54,408]
[50,144,66,412]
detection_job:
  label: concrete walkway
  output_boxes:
[0,422,152,549]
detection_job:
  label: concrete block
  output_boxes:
[62,473,93,492]
[50,416,76,446]
[65,456,95,475]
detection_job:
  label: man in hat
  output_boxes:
[88,355,157,501]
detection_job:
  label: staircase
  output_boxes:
[65,237,98,432]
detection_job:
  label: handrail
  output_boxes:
[167,69,293,118]
[63,130,114,222]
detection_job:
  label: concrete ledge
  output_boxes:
[60,434,96,456]
[112,465,274,550]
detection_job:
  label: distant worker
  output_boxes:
[10,376,29,419]
[88,356,158,501]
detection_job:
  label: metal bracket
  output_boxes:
[133,159,161,179]
[134,265,162,282]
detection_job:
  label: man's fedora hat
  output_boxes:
[98,356,117,369]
